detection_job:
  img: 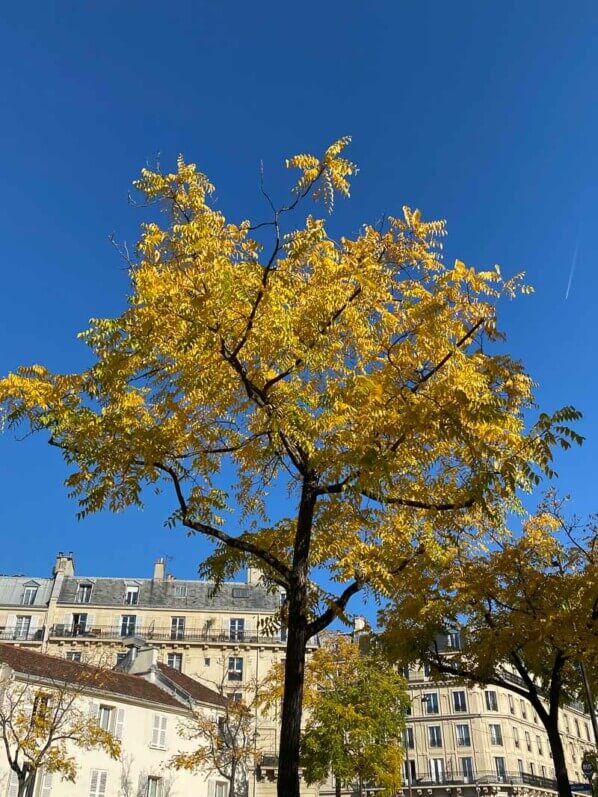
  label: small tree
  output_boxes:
[381,492,598,797]
[170,665,259,797]
[0,136,580,797]
[0,663,120,797]
[263,634,408,796]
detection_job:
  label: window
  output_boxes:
[32,694,50,721]
[98,705,114,732]
[228,691,243,703]
[529,762,536,776]
[429,758,445,783]
[174,584,187,597]
[455,724,471,746]
[428,725,442,748]
[89,770,107,797]
[121,615,136,637]
[72,613,88,636]
[423,693,439,714]
[586,723,591,741]
[489,724,503,745]
[571,744,577,763]
[14,616,31,639]
[116,652,128,665]
[204,657,211,666]
[495,757,506,781]
[214,784,228,797]
[125,586,139,606]
[513,727,520,748]
[453,691,467,712]
[525,731,532,751]
[537,735,543,756]
[541,766,547,779]
[230,618,245,641]
[399,665,410,679]
[520,699,527,719]
[485,690,498,711]
[404,760,416,783]
[461,757,474,782]
[171,616,185,640]
[22,586,38,606]
[423,662,432,678]
[167,653,183,671]
[228,657,243,682]
[151,715,167,749]
[446,631,460,649]
[404,727,414,749]
[66,651,81,662]
[533,711,538,724]
[517,759,524,777]
[76,584,92,604]
[574,719,580,737]
[508,694,515,714]
[147,776,163,797]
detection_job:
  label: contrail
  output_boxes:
[565,239,579,300]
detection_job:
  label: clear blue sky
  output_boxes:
[0,1,597,585]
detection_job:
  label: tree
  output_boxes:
[380,492,597,797]
[170,668,259,797]
[0,660,120,797]
[297,634,408,796]
[0,137,580,797]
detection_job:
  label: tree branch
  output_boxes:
[410,318,486,393]
[306,578,364,639]
[362,489,474,511]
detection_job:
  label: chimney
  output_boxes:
[353,615,366,634]
[153,558,165,580]
[53,552,75,577]
[246,566,262,586]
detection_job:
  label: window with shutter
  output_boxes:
[89,770,107,797]
[151,715,167,748]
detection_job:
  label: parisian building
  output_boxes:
[0,554,595,797]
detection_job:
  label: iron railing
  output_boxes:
[48,624,289,644]
[0,627,44,642]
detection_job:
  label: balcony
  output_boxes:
[0,627,44,642]
[48,624,290,645]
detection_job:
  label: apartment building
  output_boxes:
[0,552,307,762]
[0,642,228,797]
[400,660,594,797]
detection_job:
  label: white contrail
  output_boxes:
[565,239,579,300]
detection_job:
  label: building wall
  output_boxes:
[0,679,224,797]
[403,664,594,789]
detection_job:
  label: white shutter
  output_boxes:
[159,716,167,748]
[207,782,216,797]
[6,771,18,797]
[114,616,121,636]
[88,700,99,720]
[115,708,125,740]
[6,615,16,638]
[151,714,161,746]
[86,614,95,632]
[89,769,107,797]
[40,771,53,797]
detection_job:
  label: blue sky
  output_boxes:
[0,1,597,588]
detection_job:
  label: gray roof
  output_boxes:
[57,577,280,611]
[0,577,53,607]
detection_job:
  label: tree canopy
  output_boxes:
[0,136,581,796]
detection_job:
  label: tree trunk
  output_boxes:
[17,771,35,797]
[229,761,236,797]
[277,477,316,797]
[335,774,342,797]
[545,719,573,797]
[277,598,308,797]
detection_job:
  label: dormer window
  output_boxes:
[125,586,139,606]
[21,585,38,606]
[76,583,92,604]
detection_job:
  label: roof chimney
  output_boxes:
[246,566,262,586]
[53,552,75,577]
[153,558,165,580]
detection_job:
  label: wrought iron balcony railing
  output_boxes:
[48,624,289,644]
[0,627,44,642]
